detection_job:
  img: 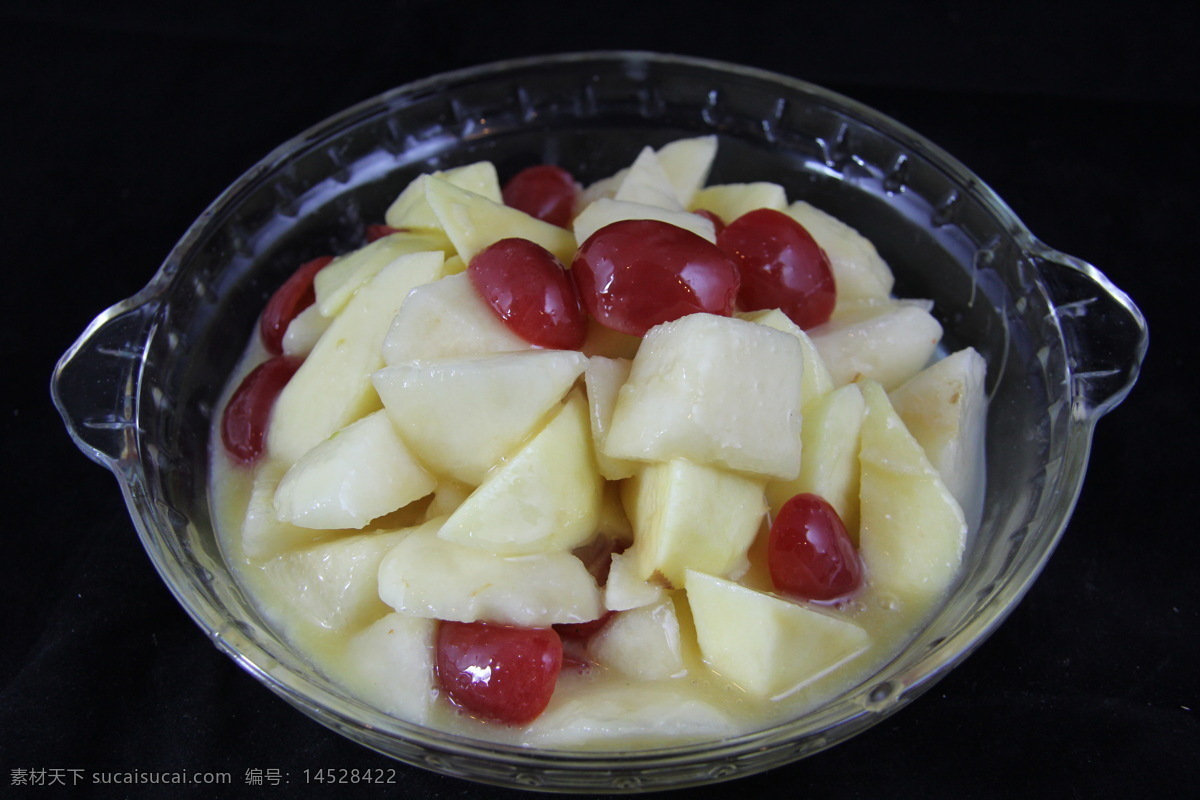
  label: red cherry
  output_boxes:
[220,356,302,464]
[501,164,578,228]
[435,621,562,725]
[468,238,587,349]
[259,256,333,355]
[717,208,836,329]
[768,493,863,602]
[571,219,740,336]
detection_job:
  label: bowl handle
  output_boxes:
[1033,248,1148,420]
[51,291,162,470]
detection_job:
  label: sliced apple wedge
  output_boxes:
[766,382,867,539]
[380,272,532,364]
[260,529,406,631]
[786,201,895,307]
[339,613,437,723]
[424,175,577,264]
[372,349,587,485]
[280,303,329,359]
[655,135,718,207]
[240,462,325,561]
[384,161,502,230]
[604,313,804,480]
[590,597,686,680]
[858,380,967,612]
[690,182,787,222]
[604,550,666,611]
[613,146,684,210]
[621,458,766,587]
[377,519,602,626]
[583,356,637,480]
[272,410,435,530]
[437,390,602,555]
[685,570,869,698]
[809,301,943,390]
[313,231,452,318]
[572,197,716,246]
[737,308,834,409]
[889,347,988,531]
[268,251,447,466]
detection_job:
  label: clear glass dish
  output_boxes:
[50,52,1146,792]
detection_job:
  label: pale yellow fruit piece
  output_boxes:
[380,272,531,365]
[260,529,405,631]
[888,347,988,531]
[685,570,870,698]
[605,313,804,480]
[339,613,437,723]
[604,550,666,611]
[314,232,452,318]
[809,301,943,390]
[655,135,718,208]
[584,356,638,480]
[384,161,502,230]
[281,303,330,358]
[613,146,684,210]
[273,410,435,530]
[689,182,787,222]
[786,200,895,306]
[621,458,766,588]
[737,308,834,408]
[572,198,716,246]
[576,169,626,212]
[767,383,867,539]
[240,461,325,561]
[437,391,602,555]
[424,480,472,520]
[268,251,447,466]
[590,597,686,680]
[371,349,587,486]
[424,175,577,264]
[524,684,734,748]
[858,380,967,612]
[377,519,602,626]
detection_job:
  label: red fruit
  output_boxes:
[220,355,302,464]
[259,255,333,354]
[501,164,578,228]
[716,208,836,329]
[768,493,863,602]
[436,621,562,725]
[468,238,587,349]
[693,208,725,236]
[571,219,740,336]
[553,611,615,642]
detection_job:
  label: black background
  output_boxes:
[4,1,1197,797]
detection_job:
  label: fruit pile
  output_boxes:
[214,137,986,741]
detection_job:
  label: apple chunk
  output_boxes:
[590,597,686,680]
[384,160,502,230]
[437,391,602,555]
[785,201,895,307]
[685,570,869,698]
[339,613,437,723]
[377,519,602,626]
[888,347,988,530]
[622,458,766,587]
[268,251,447,466]
[604,313,805,480]
[858,380,967,612]
[273,410,435,530]
[809,301,942,390]
[372,349,588,486]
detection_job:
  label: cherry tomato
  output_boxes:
[468,238,587,349]
[768,493,863,602]
[502,164,578,228]
[435,621,562,726]
[259,255,333,355]
[365,223,406,242]
[220,355,301,464]
[571,219,740,336]
[693,208,725,236]
[716,208,836,329]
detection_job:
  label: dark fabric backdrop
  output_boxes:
[4,1,1196,797]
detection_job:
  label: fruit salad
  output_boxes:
[210,136,988,748]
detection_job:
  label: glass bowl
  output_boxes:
[51,52,1146,792]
